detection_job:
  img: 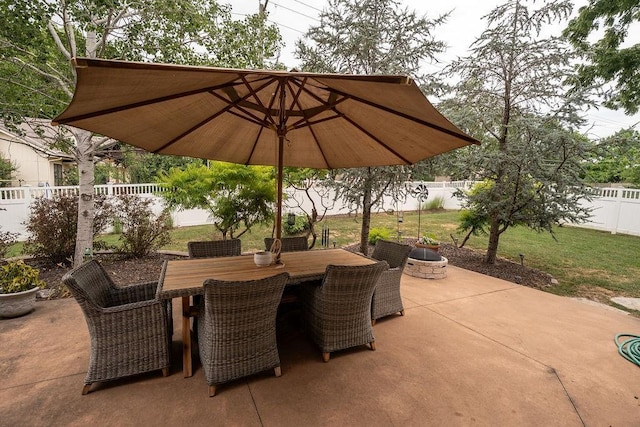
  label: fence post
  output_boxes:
[321,226,329,248]
[610,189,624,235]
[23,187,32,223]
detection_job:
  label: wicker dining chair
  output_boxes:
[187,239,241,258]
[370,240,413,325]
[62,260,171,395]
[197,272,289,397]
[187,239,242,327]
[300,261,388,362]
[264,236,309,252]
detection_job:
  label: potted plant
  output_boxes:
[415,233,440,252]
[0,260,45,318]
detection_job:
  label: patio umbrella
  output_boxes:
[53,58,478,250]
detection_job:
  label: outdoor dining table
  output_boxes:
[158,248,376,378]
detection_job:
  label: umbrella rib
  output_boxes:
[216,77,279,128]
[328,88,479,145]
[154,78,279,153]
[287,77,332,168]
[286,78,408,165]
[209,91,272,128]
[286,79,349,129]
[340,112,413,164]
[290,113,342,130]
[303,122,331,169]
[239,76,279,128]
[244,78,284,165]
[152,102,237,153]
[287,100,346,130]
[285,79,331,168]
[286,77,306,117]
[53,79,251,125]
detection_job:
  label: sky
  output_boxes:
[223,0,640,139]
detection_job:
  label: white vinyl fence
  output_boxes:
[0,183,213,239]
[1,182,639,239]
[577,187,640,236]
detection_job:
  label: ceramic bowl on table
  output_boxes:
[254,251,273,267]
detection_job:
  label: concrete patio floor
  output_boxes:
[1,265,639,426]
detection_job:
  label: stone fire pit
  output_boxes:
[404,247,448,279]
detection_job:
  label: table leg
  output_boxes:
[182,296,192,378]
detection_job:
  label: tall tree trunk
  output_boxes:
[484,41,513,265]
[73,129,95,267]
[307,207,318,249]
[485,216,501,264]
[485,165,506,265]
[359,169,373,255]
[72,31,99,267]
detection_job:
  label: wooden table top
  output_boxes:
[158,248,375,299]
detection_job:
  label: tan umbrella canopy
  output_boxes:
[53,57,478,244]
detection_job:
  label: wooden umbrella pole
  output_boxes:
[275,80,287,263]
[276,134,284,245]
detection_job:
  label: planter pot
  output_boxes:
[415,242,440,253]
[0,287,39,318]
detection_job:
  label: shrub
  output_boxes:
[0,154,16,188]
[368,227,393,245]
[114,195,172,258]
[418,233,439,245]
[0,260,44,293]
[0,228,18,260]
[283,213,309,236]
[24,194,114,264]
[111,218,123,234]
[422,195,445,210]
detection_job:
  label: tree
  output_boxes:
[283,168,334,248]
[295,0,448,254]
[564,0,640,114]
[583,129,640,185]
[0,0,282,266]
[0,154,16,187]
[329,167,411,253]
[122,149,205,184]
[158,162,276,239]
[443,0,593,264]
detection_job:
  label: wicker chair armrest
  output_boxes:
[380,268,402,281]
[110,281,159,305]
[101,298,164,315]
[90,301,170,347]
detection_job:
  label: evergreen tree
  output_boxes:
[295,0,448,254]
[444,0,592,263]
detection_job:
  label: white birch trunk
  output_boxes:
[71,28,98,268]
[73,129,95,267]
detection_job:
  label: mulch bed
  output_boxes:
[344,240,555,290]
[27,241,555,300]
[25,252,186,299]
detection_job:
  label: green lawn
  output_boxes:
[155,210,640,300]
[394,210,640,299]
[10,209,640,301]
